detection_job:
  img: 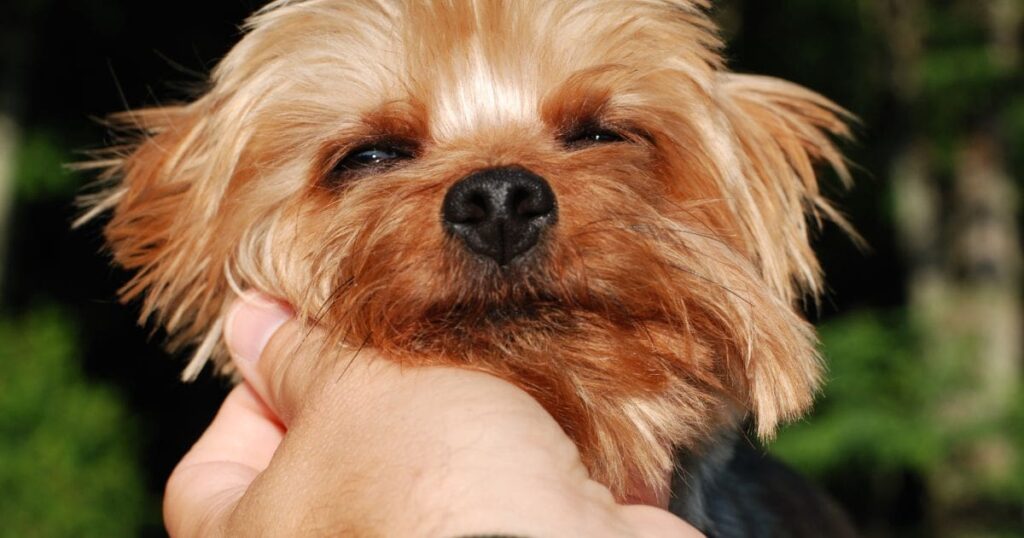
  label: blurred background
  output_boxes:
[1,0,1021,536]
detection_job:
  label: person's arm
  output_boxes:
[163,293,702,537]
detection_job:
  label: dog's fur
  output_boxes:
[83,0,855,533]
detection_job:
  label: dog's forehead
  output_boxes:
[230,0,720,140]
[416,33,545,141]
[399,0,718,139]
[400,1,631,139]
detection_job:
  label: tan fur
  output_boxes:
[82,0,851,498]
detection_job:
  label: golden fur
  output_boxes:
[82,0,851,499]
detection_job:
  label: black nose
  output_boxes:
[442,166,557,266]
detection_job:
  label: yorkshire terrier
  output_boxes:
[83,0,857,535]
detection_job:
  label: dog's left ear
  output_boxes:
[716,73,854,438]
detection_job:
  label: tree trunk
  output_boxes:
[932,129,1022,512]
[0,6,30,304]
[881,0,1023,527]
[934,0,1022,512]
[0,116,16,301]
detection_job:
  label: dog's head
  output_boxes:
[85,0,851,496]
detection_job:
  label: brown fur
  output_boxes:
[81,0,851,499]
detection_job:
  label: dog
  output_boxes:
[82,0,857,535]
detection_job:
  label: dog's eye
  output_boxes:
[562,123,626,149]
[332,141,417,177]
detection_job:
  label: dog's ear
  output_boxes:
[719,73,853,302]
[80,102,238,380]
[716,73,854,437]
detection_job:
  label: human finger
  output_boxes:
[163,384,284,538]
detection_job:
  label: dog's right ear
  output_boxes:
[714,73,855,440]
[79,102,238,379]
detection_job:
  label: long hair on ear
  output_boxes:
[77,100,243,381]
[716,73,855,438]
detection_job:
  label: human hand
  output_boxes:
[163,293,703,537]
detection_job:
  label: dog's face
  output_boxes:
[89,0,850,497]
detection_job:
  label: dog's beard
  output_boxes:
[279,202,818,495]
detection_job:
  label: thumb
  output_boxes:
[223,292,333,423]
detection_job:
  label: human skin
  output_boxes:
[162,293,703,537]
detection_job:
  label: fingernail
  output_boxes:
[225,292,293,364]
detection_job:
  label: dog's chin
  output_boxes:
[422,296,574,334]
[475,301,554,324]
[366,288,594,360]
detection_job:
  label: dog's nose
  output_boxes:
[443,166,557,266]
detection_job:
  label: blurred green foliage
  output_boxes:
[917,5,1024,176]
[775,309,1024,536]
[0,308,154,536]
[14,130,77,202]
[774,312,944,476]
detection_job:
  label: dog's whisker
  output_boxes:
[335,332,372,384]
[657,259,754,309]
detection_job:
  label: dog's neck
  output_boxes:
[669,429,741,533]
[668,428,858,538]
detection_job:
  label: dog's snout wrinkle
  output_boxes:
[443,166,557,266]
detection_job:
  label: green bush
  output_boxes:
[0,308,154,537]
[774,309,1024,535]
[772,311,943,475]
